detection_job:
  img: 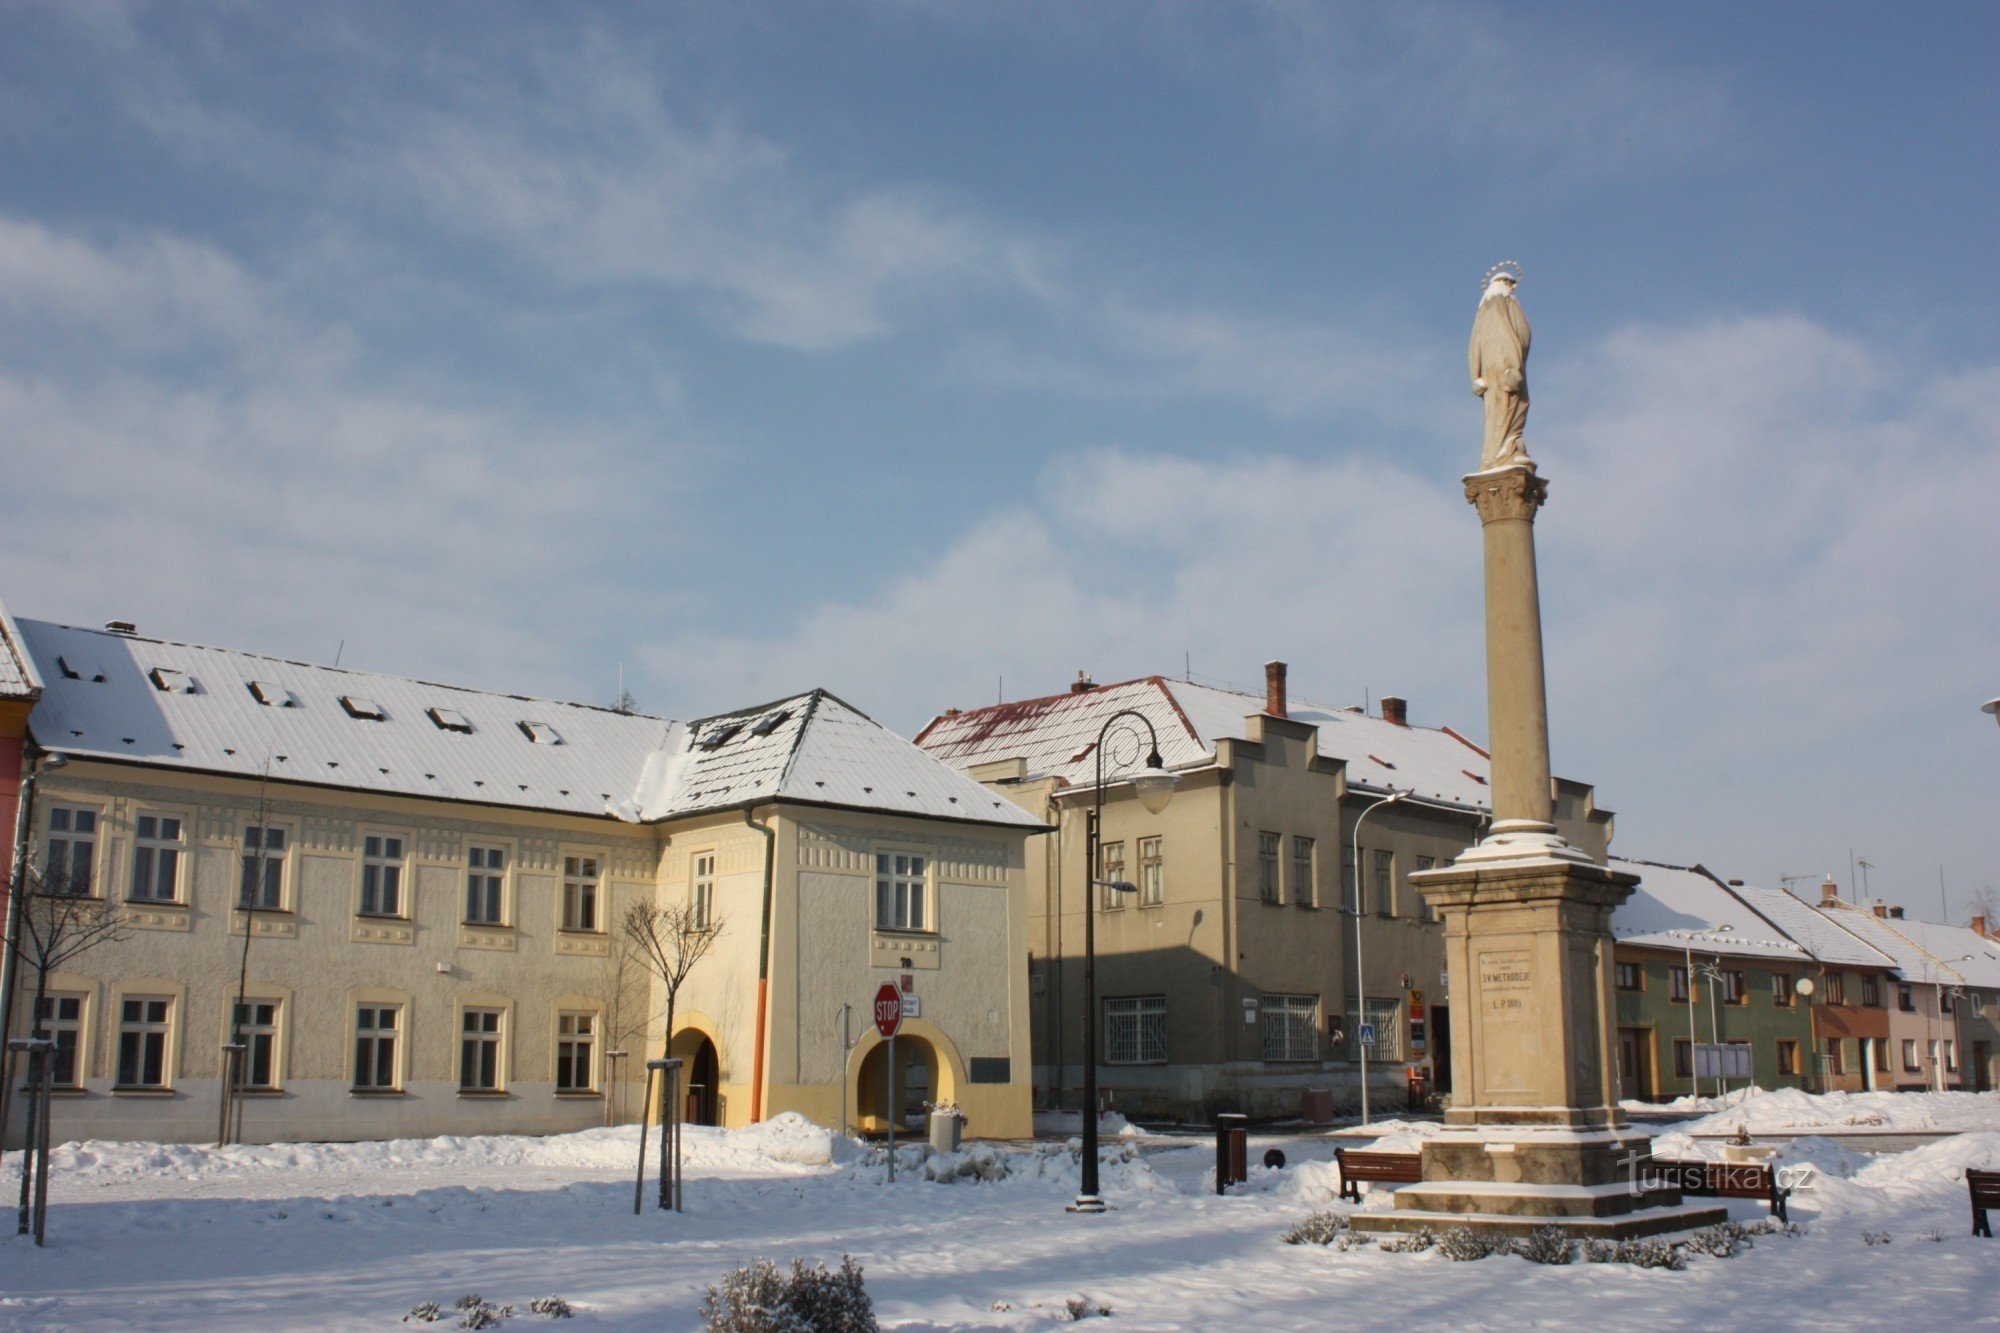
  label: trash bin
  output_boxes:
[928,1108,965,1153]
[1214,1113,1248,1194]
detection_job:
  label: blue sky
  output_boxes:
[2,2,1996,916]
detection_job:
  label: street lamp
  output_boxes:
[1348,789,1408,1127]
[1070,709,1176,1214]
[1666,927,1732,1100]
[1983,698,2000,727]
[1929,954,1975,1092]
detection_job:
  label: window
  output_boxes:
[1896,984,1914,1013]
[1415,856,1437,921]
[1940,990,1954,1016]
[1860,975,1879,1007]
[1346,998,1403,1061]
[1103,996,1167,1065]
[339,695,386,720]
[1373,849,1394,916]
[427,706,473,733]
[1340,844,1357,911]
[1258,833,1281,904]
[354,1006,401,1090]
[1099,841,1127,911]
[1944,1040,1957,1073]
[1138,837,1164,907]
[466,846,506,924]
[562,855,601,932]
[1823,1038,1845,1076]
[1262,994,1320,1061]
[116,996,172,1089]
[1902,1039,1920,1072]
[1615,961,1643,991]
[1291,837,1315,908]
[1772,973,1794,1007]
[239,825,286,909]
[1721,970,1747,1004]
[518,720,563,745]
[361,835,406,916]
[1823,973,1846,1005]
[43,806,98,895]
[1668,966,1689,1003]
[1673,1039,1692,1080]
[232,1000,279,1091]
[875,852,929,931]
[1872,1038,1889,1073]
[247,680,294,707]
[130,814,184,902]
[1973,993,1988,1016]
[691,852,716,928]
[460,1009,504,1091]
[34,995,84,1089]
[556,1012,597,1092]
[1776,1039,1799,1076]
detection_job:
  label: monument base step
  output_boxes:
[1391,1178,1684,1218]
[1350,1201,1728,1241]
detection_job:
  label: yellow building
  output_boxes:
[917,663,1612,1121]
[0,608,1042,1147]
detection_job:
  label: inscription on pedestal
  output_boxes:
[1479,949,1532,1015]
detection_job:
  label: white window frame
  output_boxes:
[1943,1039,1957,1073]
[1902,1038,1920,1072]
[690,851,717,929]
[1262,993,1320,1062]
[115,995,174,1089]
[1291,836,1315,908]
[1257,832,1281,904]
[1104,995,1167,1065]
[129,811,187,903]
[555,1010,598,1093]
[360,832,408,918]
[459,1006,506,1093]
[1098,841,1126,912]
[34,992,87,1090]
[353,1003,404,1091]
[562,854,604,933]
[466,844,509,925]
[231,997,281,1091]
[1138,836,1164,907]
[874,850,931,933]
[239,823,290,911]
[42,804,100,897]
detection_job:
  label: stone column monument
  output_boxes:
[1357,266,1724,1239]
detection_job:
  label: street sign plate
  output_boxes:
[873,983,903,1039]
[900,994,920,1019]
[1359,1022,1378,1046]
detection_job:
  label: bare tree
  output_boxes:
[1967,882,2000,931]
[620,899,723,1063]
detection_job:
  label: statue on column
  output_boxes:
[1469,262,1532,470]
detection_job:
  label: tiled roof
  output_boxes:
[915,676,1502,809]
[1609,858,1810,961]
[1729,886,1896,969]
[0,600,42,699]
[18,618,1040,830]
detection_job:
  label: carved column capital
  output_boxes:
[1463,466,1548,524]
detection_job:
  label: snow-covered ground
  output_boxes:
[1629,1086,2000,1137]
[3,1099,1998,1330]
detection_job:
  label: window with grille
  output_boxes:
[1258,833,1281,903]
[1098,841,1126,911]
[361,835,406,916]
[467,846,506,924]
[232,1000,279,1090]
[460,1009,504,1091]
[1104,996,1167,1065]
[1291,837,1315,907]
[116,996,172,1088]
[875,852,928,931]
[691,852,717,928]
[1373,850,1394,916]
[239,826,286,909]
[1262,994,1320,1061]
[556,1011,597,1092]
[129,814,184,902]
[43,806,97,895]
[1345,998,1403,1061]
[1138,837,1163,906]
[354,1006,400,1090]
[34,995,84,1089]
[563,855,601,931]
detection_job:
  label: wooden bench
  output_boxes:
[1334,1147,1422,1202]
[1969,1168,1999,1238]
[1648,1159,1791,1223]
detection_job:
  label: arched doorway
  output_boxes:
[855,1034,942,1138]
[669,1025,723,1126]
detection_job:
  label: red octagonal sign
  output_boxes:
[873,982,903,1040]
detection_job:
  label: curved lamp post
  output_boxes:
[1348,789,1407,1127]
[1930,954,1975,1092]
[1069,708,1177,1214]
[1665,926,1733,1099]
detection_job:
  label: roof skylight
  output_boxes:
[427,706,473,734]
[518,720,563,745]
[248,681,295,707]
[340,695,387,721]
[697,721,743,750]
[149,667,194,694]
[750,709,791,737]
[56,655,104,683]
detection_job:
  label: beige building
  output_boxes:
[916,664,1612,1121]
[1,609,1043,1147]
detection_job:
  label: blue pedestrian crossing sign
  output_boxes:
[1358,1023,1378,1046]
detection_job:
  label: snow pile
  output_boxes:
[1031,1108,1141,1137]
[727,1111,853,1166]
[1674,1088,2000,1137]
[900,1137,1170,1194]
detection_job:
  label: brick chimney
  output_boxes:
[1973,914,1989,938]
[1888,905,1905,920]
[1872,902,1888,919]
[1264,661,1288,718]
[1381,695,1408,727]
[1820,875,1839,907]
[1070,671,1096,695]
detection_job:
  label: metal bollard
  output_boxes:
[1214,1113,1248,1194]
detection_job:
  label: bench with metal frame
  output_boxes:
[1969,1168,1999,1238]
[1333,1147,1422,1202]
[1648,1158,1791,1222]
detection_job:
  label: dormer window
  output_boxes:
[149,668,195,694]
[57,655,105,683]
[248,681,295,707]
[428,707,473,734]
[750,710,791,737]
[518,721,562,746]
[340,696,386,721]
[697,722,743,750]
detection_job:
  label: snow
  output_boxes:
[1609,859,1813,961]
[7,1095,1998,1328]
[1661,1087,2000,1138]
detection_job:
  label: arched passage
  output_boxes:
[669,1015,726,1127]
[847,1019,966,1138]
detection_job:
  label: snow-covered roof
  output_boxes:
[0,598,43,699]
[18,618,1040,830]
[915,676,1509,811]
[1879,917,2000,990]
[1816,902,1991,984]
[1730,886,1895,970]
[1608,859,1810,961]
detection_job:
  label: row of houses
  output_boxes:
[4,602,1995,1147]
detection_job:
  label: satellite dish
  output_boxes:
[1795,976,1816,997]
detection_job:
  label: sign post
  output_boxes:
[874,983,902,1181]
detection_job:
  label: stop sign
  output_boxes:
[873,983,903,1039]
